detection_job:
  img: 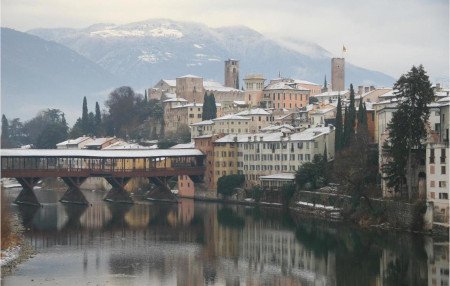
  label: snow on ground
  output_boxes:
[297,201,341,211]
[0,246,21,267]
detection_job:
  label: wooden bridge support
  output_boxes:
[103,177,133,204]
[14,177,41,206]
[147,177,178,202]
[60,177,89,205]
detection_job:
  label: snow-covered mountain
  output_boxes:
[1,28,118,122]
[29,19,394,89]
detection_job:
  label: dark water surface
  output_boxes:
[2,188,448,286]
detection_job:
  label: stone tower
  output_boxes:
[243,74,265,107]
[225,59,239,89]
[331,58,345,92]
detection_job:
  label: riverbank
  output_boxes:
[183,191,449,239]
[0,214,35,276]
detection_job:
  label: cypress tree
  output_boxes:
[343,84,356,147]
[335,96,343,151]
[323,75,327,91]
[1,114,10,147]
[95,102,101,126]
[357,98,366,128]
[202,92,209,120]
[343,105,349,147]
[81,96,88,133]
[210,93,217,119]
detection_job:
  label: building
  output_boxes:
[203,80,243,103]
[262,80,310,110]
[56,136,93,149]
[426,102,449,226]
[212,114,251,135]
[213,126,335,188]
[235,108,275,133]
[243,74,266,107]
[176,75,205,103]
[259,173,295,190]
[331,58,345,92]
[312,90,350,103]
[292,79,322,96]
[164,102,204,134]
[148,79,177,100]
[84,137,119,150]
[224,59,239,89]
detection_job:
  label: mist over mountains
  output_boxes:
[2,19,395,121]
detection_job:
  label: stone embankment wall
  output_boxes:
[292,190,424,230]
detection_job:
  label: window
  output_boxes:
[441,148,446,163]
[314,142,319,148]
[438,181,446,188]
[442,166,446,175]
[430,165,435,174]
[439,193,448,200]
[431,180,435,187]
[189,114,194,118]
[430,148,435,164]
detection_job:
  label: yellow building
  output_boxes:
[212,139,238,190]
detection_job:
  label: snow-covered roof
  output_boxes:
[162,79,176,87]
[163,98,188,103]
[293,79,319,86]
[84,137,117,147]
[163,92,176,99]
[103,141,153,150]
[235,108,271,116]
[172,103,203,109]
[170,142,195,149]
[261,124,296,132]
[314,90,349,98]
[260,173,295,181]
[233,100,247,106]
[204,80,240,92]
[1,148,204,158]
[265,82,295,90]
[190,120,214,126]
[215,126,332,143]
[178,74,202,79]
[213,114,251,121]
[311,107,335,115]
[56,136,92,147]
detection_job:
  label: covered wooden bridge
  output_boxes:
[1,149,205,206]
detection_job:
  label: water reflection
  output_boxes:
[2,188,448,286]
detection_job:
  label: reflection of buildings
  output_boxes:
[239,219,335,286]
[80,204,112,229]
[428,242,449,286]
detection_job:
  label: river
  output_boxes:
[2,188,448,286]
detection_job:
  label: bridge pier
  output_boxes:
[103,177,133,204]
[147,177,178,203]
[14,177,41,206]
[60,177,89,205]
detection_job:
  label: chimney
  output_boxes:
[370,85,375,91]
[364,86,370,93]
[358,86,364,95]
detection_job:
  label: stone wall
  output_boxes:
[292,190,425,230]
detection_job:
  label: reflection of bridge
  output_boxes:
[1,149,205,206]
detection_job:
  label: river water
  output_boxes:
[2,188,448,286]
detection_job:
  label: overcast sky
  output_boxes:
[2,0,449,85]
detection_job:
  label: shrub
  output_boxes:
[217,174,245,197]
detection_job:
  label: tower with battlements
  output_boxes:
[331,58,345,92]
[225,59,239,89]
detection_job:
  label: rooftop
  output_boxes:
[190,120,214,126]
[0,148,204,158]
[213,114,251,121]
[260,173,295,180]
[56,136,92,147]
[235,108,271,116]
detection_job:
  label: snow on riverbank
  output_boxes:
[0,246,21,267]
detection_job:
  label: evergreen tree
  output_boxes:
[95,102,101,126]
[357,98,367,128]
[323,75,327,91]
[81,96,88,132]
[335,96,343,151]
[1,114,10,147]
[210,93,217,119]
[343,84,356,147]
[343,105,349,147]
[382,65,434,198]
[202,92,209,120]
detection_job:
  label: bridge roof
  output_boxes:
[0,148,204,158]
